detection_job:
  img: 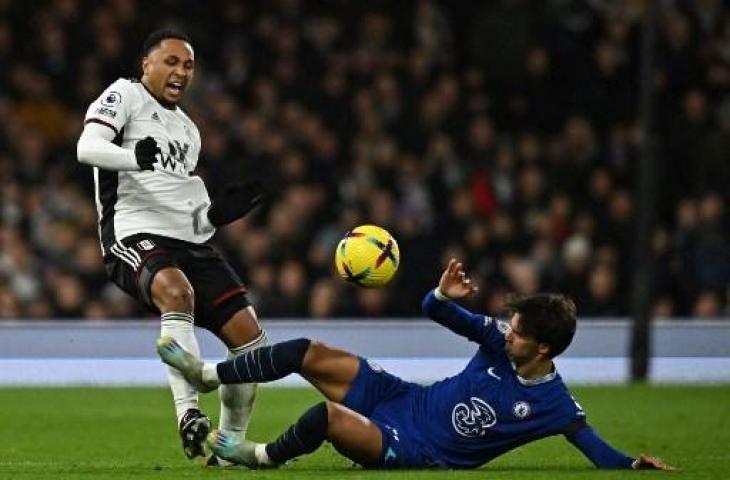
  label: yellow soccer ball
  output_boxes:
[335,225,400,288]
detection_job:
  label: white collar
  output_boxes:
[512,362,558,386]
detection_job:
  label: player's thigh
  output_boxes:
[104,236,178,312]
[326,402,382,466]
[177,245,253,333]
[301,341,361,402]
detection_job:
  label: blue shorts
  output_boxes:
[341,358,436,469]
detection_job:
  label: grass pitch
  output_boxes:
[0,385,727,479]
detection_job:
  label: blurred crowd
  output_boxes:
[0,0,728,320]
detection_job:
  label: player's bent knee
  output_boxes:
[153,280,195,312]
[324,401,341,431]
[325,402,366,433]
[325,402,382,465]
[307,340,347,359]
[165,285,194,310]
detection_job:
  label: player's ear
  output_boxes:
[537,342,551,358]
[142,56,151,75]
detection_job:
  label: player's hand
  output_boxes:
[207,180,266,227]
[631,454,675,471]
[134,136,161,171]
[437,259,478,300]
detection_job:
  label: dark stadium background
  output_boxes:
[0,0,727,321]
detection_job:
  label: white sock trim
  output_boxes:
[161,312,194,322]
[255,442,274,465]
[202,363,220,385]
[229,330,268,354]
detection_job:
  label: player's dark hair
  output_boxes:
[142,28,192,56]
[507,294,576,358]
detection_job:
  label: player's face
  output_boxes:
[142,38,195,105]
[504,314,544,365]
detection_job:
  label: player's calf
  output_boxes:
[158,336,312,388]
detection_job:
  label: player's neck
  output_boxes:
[515,358,554,381]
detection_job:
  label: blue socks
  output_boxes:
[266,402,328,464]
[216,338,311,384]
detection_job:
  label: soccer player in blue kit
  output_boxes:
[157,259,672,471]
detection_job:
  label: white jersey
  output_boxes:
[83,78,213,256]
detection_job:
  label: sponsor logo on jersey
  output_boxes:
[101,91,122,107]
[160,140,191,173]
[137,239,156,251]
[151,112,161,122]
[452,397,497,437]
[512,401,531,419]
[95,107,117,118]
[483,316,493,327]
[487,367,501,381]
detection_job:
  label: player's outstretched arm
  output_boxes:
[422,259,496,344]
[566,425,674,470]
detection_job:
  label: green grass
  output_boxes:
[0,385,728,479]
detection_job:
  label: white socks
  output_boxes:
[160,312,201,424]
[255,442,274,466]
[202,363,220,385]
[218,330,268,438]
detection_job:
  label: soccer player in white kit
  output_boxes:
[76,29,267,465]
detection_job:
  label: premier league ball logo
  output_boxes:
[101,91,122,107]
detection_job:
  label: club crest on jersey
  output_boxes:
[452,397,497,437]
[137,240,156,251]
[512,401,531,419]
[101,91,122,107]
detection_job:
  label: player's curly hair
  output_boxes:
[142,28,192,56]
[506,294,577,358]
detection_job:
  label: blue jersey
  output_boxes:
[365,291,634,469]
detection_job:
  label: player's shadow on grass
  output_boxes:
[279,465,594,474]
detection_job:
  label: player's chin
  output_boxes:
[163,87,184,103]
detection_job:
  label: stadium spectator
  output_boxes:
[0,1,727,320]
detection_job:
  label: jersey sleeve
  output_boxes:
[421,289,507,352]
[562,394,634,469]
[565,425,634,469]
[84,78,137,136]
